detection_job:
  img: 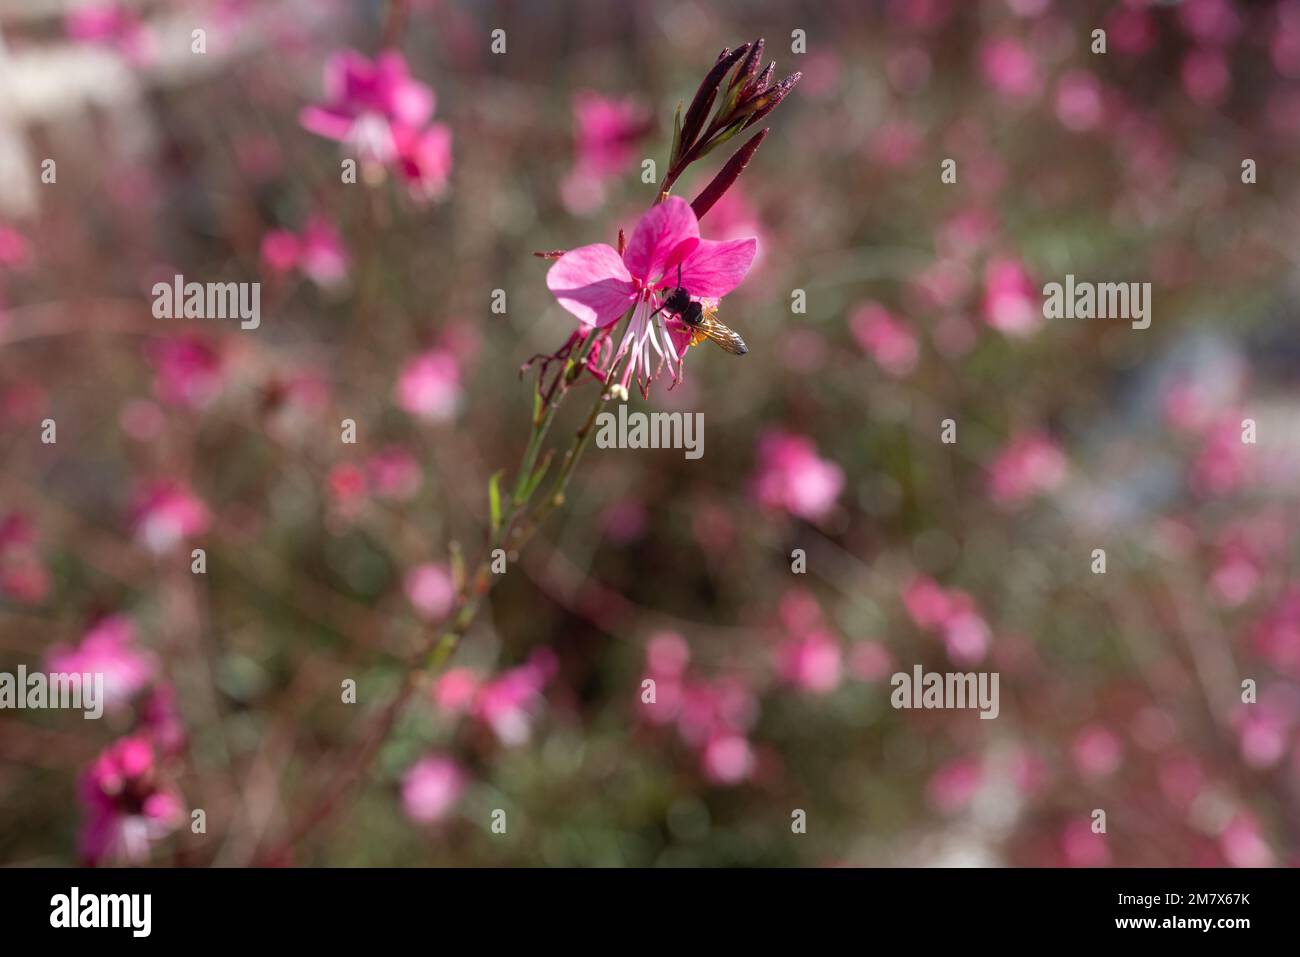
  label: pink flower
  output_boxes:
[982,257,1041,337]
[701,733,755,785]
[47,615,155,710]
[1253,590,1300,677]
[0,227,32,270]
[676,677,758,750]
[902,577,992,664]
[404,563,455,621]
[78,736,182,865]
[392,122,453,200]
[141,684,186,756]
[432,667,481,715]
[66,2,154,66]
[1220,814,1274,868]
[987,431,1066,508]
[1072,726,1123,779]
[473,649,558,747]
[300,49,434,161]
[396,349,461,421]
[560,91,652,214]
[849,302,918,377]
[927,757,982,814]
[546,197,756,390]
[904,576,951,629]
[1061,818,1109,867]
[647,631,690,678]
[146,337,224,408]
[130,481,210,554]
[1190,416,1251,496]
[848,642,893,682]
[979,38,1040,99]
[260,215,349,288]
[365,447,422,501]
[1055,70,1104,132]
[0,511,50,604]
[751,431,844,522]
[776,630,843,694]
[401,756,466,824]
[1182,48,1230,107]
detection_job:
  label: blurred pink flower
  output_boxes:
[927,756,982,814]
[1182,48,1230,107]
[987,431,1066,508]
[130,481,210,554]
[850,302,918,377]
[1236,701,1293,769]
[473,649,558,746]
[0,227,32,270]
[141,684,186,756]
[301,49,452,194]
[751,431,844,522]
[0,511,50,604]
[146,337,224,409]
[433,667,481,715]
[701,733,755,785]
[1072,726,1123,779]
[404,563,456,621]
[546,196,756,390]
[982,257,1042,337]
[392,122,454,200]
[1177,0,1242,46]
[47,615,155,710]
[647,631,690,678]
[78,736,182,865]
[902,577,992,664]
[1106,6,1158,56]
[1190,416,1251,496]
[776,629,843,694]
[396,349,462,421]
[1061,818,1109,867]
[260,215,349,288]
[301,49,434,161]
[903,576,952,629]
[979,38,1040,99]
[401,756,466,824]
[677,677,757,749]
[848,641,893,682]
[65,2,154,65]
[560,91,652,214]
[327,463,367,519]
[1054,70,1104,132]
[1254,590,1300,677]
[1220,814,1274,868]
[365,447,422,501]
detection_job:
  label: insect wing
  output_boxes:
[694,310,749,355]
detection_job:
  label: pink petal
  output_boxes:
[299,106,353,142]
[678,238,757,298]
[624,197,700,285]
[547,244,636,327]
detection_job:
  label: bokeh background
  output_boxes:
[2,0,1300,867]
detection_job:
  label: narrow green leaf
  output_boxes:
[669,101,683,165]
[488,469,505,534]
[521,450,555,502]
